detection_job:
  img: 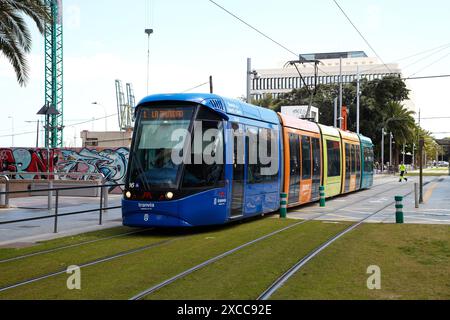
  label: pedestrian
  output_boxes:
[399,162,408,182]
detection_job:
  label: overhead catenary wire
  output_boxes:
[402,45,450,70]
[0,114,119,139]
[207,0,330,76]
[408,51,450,78]
[181,81,210,93]
[357,42,450,75]
[404,74,450,80]
[397,42,450,62]
[332,0,392,73]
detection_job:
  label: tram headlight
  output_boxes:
[125,191,132,199]
[165,192,174,200]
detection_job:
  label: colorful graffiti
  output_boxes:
[0,148,129,191]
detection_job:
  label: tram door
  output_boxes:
[288,133,300,205]
[311,137,322,201]
[344,143,351,193]
[231,123,245,218]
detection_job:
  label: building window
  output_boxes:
[85,138,98,147]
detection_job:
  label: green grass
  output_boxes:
[408,167,449,177]
[146,221,351,300]
[0,217,298,300]
[407,172,448,177]
[271,223,450,300]
[0,226,137,260]
[0,228,180,288]
[1,219,448,300]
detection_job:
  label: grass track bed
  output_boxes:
[145,220,352,300]
[0,226,140,261]
[270,223,450,300]
[0,229,181,288]
[0,218,296,299]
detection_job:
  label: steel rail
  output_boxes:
[128,219,314,300]
[0,177,428,296]
[0,228,150,264]
[257,179,437,300]
[129,177,430,300]
[0,237,179,293]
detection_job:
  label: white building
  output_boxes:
[251,51,415,112]
[80,130,132,148]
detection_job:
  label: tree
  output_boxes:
[251,93,277,111]
[379,101,416,167]
[264,76,415,164]
[0,0,50,86]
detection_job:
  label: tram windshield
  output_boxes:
[129,106,195,189]
[128,105,224,190]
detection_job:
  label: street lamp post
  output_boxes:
[92,102,107,131]
[145,28,154,95]
[389,133,392,170]
[381,127,385,173]
[403,144,406,165]
[8,116,14,147]
[25,120,40,148]
[356,65,360,134]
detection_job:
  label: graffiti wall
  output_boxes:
[0,148,129,192]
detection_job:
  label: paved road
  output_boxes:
[288,175,450,225]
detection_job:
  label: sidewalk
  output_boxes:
[287,175,450,225]
[0,195,123,246]
[370,176,450,225]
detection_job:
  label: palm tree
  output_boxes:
[0,0,50,86]
[382,101,416,167]
[384,101,416,143]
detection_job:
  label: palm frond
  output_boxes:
[0,0,50,86]
[0,30,29,86]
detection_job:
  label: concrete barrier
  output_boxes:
[0,184,6,208]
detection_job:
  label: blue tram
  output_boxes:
[122,93,373,227]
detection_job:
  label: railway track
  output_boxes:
[0,177,395,265]
[257,179,438,300]
[0,237,181,293]
[0,177,428,298]
[129,178,426,300]
[0,228,150,264]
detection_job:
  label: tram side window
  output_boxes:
[289,134,301,178]
[355,145,361,173]
[311,137,321,179]
[182,120,224,188]
[327,140,341,177]
[247,126,260,184]
[301,136,312,180]
[259,128,278,183]
[345,143,351,176]
[247,127,278,184]
[364,148,374,173]
[351,145,357,174]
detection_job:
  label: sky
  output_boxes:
[1,0,450,148]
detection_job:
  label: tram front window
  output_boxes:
[129,106,195,189]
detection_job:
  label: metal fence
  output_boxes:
[0,183,124,233]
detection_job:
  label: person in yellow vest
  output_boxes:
[399,162,408,182]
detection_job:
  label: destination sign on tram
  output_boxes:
[142,109,188,120]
